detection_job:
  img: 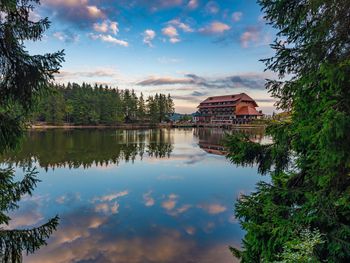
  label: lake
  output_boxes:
[1,128,266,263]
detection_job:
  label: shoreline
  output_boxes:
[29,123,266,130]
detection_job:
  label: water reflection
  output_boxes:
[1,128,266,263]
[1,129,174,169]
[194,127,266,156]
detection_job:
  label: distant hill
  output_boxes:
[169,113,196,122]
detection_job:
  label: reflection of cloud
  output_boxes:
[168,204,192,216]
[185,226,196,235]
[162,194,178,211]
[143,191,155,207]
[6,201,44,229]
[94,190,128,202]
[157,174,183,180]
[56,192,81,204]
[26,211,238,263]
[228,215,238,224]
[198,203,227,214]
[161,194,192,216]
[92,190,127,214]
[203,221,215,233]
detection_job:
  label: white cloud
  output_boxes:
[232,12,243,22]
[93,20,119,35]
[89,33,128,47]
[162,25,178,37]
[169,37,180,43]
[162,25,181,43]
[143,29,156,47]
[86,5,104,18]
[199,21,230,34]
[168,19,194,33]
[110,21,119,34]
[205,1,219,14]
[93,21,108,33]
[53,31,79,43]
[187,0,198,9]
[240,27,260,48]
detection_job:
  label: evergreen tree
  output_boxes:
[226,1,350,262]
[147,95,158,124]
[0,0,64,261]
[137,92,146,121]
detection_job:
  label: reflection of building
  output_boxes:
[194,128,227,156]
[194,127,266,156]
[194,93,263,125]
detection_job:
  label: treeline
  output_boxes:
[34,83,175,125]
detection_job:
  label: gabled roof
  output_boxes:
[199,93,258,107]
[236,106,262,116]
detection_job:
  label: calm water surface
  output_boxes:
[2,128,267,263]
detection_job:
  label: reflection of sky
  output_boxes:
[5,129,267,263]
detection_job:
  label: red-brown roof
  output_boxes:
[199,93,258,107]
[236,106,262,116]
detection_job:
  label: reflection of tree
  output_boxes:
[194,128,265,156]
[147,129,173,158]
[0,129,174,170]
[0,0,64,260]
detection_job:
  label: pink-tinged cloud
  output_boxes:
[205,1,220,14]
[187,0,198,9]
[110,21,119,34]
[162,25,182,43]
[89,33,129,47]
[43,0,106,26]
[168,19,194,33]
[86,5,104,18]
[143,29,156,47]
[199,21,230,34]
[93,21,109,33]
[240,27,260,48]
[93,20,119,35]
[137,76,193,86]
[162,25,178,37]
[232,12,243,22]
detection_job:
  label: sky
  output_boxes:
[27,0,278,114]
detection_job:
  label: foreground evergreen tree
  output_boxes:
[227,1,350,262]
[0,0,64,261]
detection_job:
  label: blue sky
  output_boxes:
[27,0,277,113]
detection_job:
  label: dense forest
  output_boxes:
[227,0,350,262]
[34,83,175,125]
